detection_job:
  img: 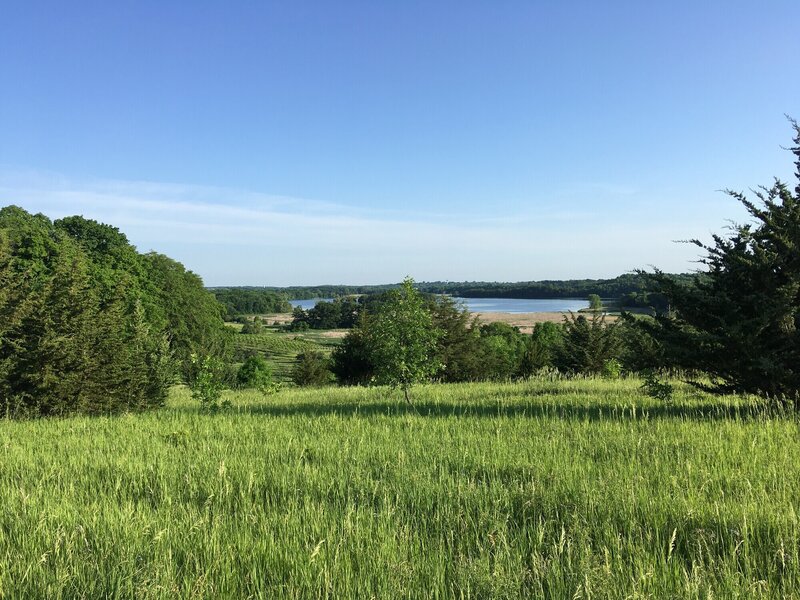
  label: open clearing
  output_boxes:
[475,311,619,333]
[0,378,798,598]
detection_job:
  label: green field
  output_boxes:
[1,378,799,598]
[231,326,341,382]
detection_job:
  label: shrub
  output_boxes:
[240,318,263,335]
[640,370,674,402]
[554,312,620,375]
[236,355,275,393]
[291,351,334,387]
[190,354,227,411]
[601,358,622,379]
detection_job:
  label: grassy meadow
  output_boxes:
[1,378,799,598]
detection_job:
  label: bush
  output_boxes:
[554,313,620,375]
[520,322,563,376]
[291,351,334,387]
[601,358,622,379]
[190,354,227,411]
[236,355,275,393]
[640,370,674,402]
[240,318,263,335]
[331,326,374,385]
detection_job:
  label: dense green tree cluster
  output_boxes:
[0,206,230,417]
[240,317,265,335]
[553,313,620,374]
[236,355,274,393]
[290,296,361,330]
[331,288,589,386]
[210,288,291,318]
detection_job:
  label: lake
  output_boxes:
[291,297,588,313]
[289,298,334,310]
[452,297,590,313]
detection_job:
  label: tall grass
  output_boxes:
[0,378,798,598]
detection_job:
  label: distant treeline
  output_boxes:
[210,288,292,318]
[257,273,698,310]
[0,206,231,417]
[421,273,698,301]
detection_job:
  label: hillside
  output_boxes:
[1,378,796,598]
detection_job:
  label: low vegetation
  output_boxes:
[0,379,797,598]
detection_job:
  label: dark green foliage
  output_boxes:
[210,288,291,318]
[0,206,228,417]
[290,296,361,330]
[554,313,621,375]
[642,120,800,400]
[55,216,146,302]
[304,299,341,329]
[618,290,669,312]
[520,322,564,376]
[330,325,375,385]
[429,296,485,382]
[291,351,334,387]
[142,252,231,381]
[240,317,263,335]
[333,290,542,386]
[236,355,274,393]
[617,315,664,372]
[640,370,674,401]
[476,322,527,380]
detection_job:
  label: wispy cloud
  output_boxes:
[0,169,704,285]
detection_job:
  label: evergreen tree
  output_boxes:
[429,296,484,382]
[330,323,375,385]
[291,351,334,387]
[643,119,800,400]
[36,239,99,414]
[0,206,223,417]
[554,312,620,375]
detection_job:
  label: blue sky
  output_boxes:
[1,1,799,286]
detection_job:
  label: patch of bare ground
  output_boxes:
[263,313,293,325]
[475,311,618,334]
[318,330,348,339]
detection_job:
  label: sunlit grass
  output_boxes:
[0,378,798,598]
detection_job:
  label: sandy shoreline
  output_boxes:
[264,310,616,335]
[474,311,617,334]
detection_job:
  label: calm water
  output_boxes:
[291,297,588,313]
[452,297,589,313]
[289,298,333,310]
